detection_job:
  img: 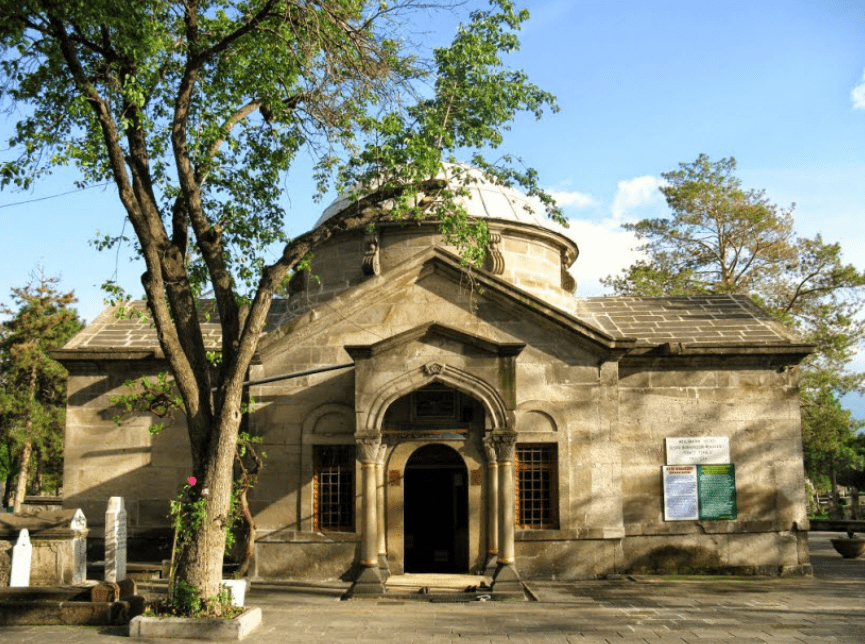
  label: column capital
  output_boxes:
[482,434,498,463]
[375,441,388,466]
[356,435,382,464]
[491,433,517,463]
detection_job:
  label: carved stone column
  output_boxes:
[351,436,385,594]
[491,432,522,592]
[375,441,390,578]
[483,434,499,575]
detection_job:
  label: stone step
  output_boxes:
[385,573,492,594]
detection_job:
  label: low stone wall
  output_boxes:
[513,530,810,579]
[809,519,865,536]
[254,538,359,581]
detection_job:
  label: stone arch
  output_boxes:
[516,400,562,434]
[384,439,484,575]
[299,402,357,533]
[402,443,470,572]
[363,363,510,434]
[302,402,355,438]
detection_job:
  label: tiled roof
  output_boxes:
[574,294,800,347]
[61,294,805,355]
[63,299,292,351]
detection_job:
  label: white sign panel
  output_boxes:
[663,465,699,521]
[666,437,729,465]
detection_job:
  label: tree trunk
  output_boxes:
[2,459,15,508]
[174,397,245,610]
[12,366,38,513]
[12,441,33,513]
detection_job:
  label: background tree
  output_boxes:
[604,154,865,515]
[0,271,82,511]
[0,0,558,609]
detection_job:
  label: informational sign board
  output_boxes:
[666,437,730,465]
[663,465,699,521]
[663,464,737,521]
[697,464,737,520]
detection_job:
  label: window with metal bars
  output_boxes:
[515,444,558,529]
[313,445,355,532]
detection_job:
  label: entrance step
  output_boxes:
[386,573,492,595]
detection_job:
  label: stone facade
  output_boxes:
[54,169,813,584]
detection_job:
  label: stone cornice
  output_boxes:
[345,322,525,360]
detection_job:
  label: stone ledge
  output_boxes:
[257,529,360,544]
[0,599,134,626]
[129,606,262,640]
[516,527,625,541]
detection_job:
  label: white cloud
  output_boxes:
[557,175,669,296]
[564,219,644,294]
[852,70,865,110]
[610,175,666,221]
[549,189,596,209]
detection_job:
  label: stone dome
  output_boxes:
[315,163,570,237]
[290,164,579,315]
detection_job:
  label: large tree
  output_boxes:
[0,0,558,608]
[605,154,865,510]
[0,271,82,511]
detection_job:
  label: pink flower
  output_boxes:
[187,477,197,486]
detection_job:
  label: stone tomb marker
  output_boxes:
[91,580,120,603]
[9,528,32,587]
[70,508,87,584]
[105,497,127,582]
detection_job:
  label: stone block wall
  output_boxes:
[611,360,809,575]
[63,359,189,552]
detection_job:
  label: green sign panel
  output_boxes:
[697,464,737,520]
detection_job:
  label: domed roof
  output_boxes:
[315,163,568,235]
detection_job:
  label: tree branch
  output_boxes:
[198,99,264,184]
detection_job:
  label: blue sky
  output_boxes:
[1,1,864,410]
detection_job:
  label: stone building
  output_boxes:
[55,168,814,590]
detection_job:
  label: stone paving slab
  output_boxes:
[1,533,864,643]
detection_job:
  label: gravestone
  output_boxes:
[9,529,31,587]
[91,580,120,603]
[118,577,137,599]
[105,497,127,582]
[70,509,87,584]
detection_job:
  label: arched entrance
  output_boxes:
[403,444,468,573]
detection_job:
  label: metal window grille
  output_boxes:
[515,444,558,529]
[313,445,355,532]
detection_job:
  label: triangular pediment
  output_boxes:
[258,246,635,362]
[345,322,525,360]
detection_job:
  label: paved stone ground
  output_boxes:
[3,532,864,643]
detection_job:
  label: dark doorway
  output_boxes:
[403,444,469,573]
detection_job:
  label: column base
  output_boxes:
[491,561,526,598]
[483,552,499,577]
[347,565,386,596]
[378,554,391,581]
